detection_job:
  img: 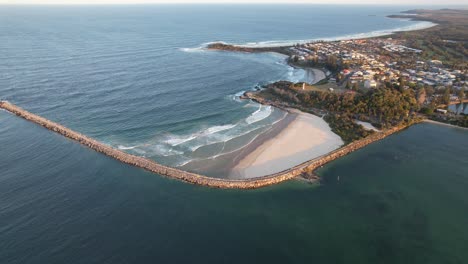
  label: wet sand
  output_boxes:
[230,110,344,179]
[182,111,297,179]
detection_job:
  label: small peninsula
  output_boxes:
[2,9,466,188]
[208,9,467,180]
[208,9,468,134]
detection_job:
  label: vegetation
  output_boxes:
[324,114,374,144]
[254,81,427,143]
[389,9,468,69]
[429,113,468,128]
[264,81,419,128]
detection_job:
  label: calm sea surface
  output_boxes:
[1,5,467,263]
[0,4,435,176]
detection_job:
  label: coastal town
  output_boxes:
[209,9,468,130]
[289,37,466,107]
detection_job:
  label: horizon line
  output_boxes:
[1,3,467,6]
[1,2,468,6]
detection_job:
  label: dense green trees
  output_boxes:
[267,84,419,127]
[324,114,374,143]
[443,87,451,105]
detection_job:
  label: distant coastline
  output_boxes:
[204,16,436,49]
[207,8,467,179]
[2,9,465,189]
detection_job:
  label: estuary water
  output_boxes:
[1,5,467,264]
[449,102,468,115]
[0,4,434,177]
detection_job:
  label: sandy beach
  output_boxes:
[230,110,344,178]
[355,120,380,132]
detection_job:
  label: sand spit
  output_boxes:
[231,110,343,178]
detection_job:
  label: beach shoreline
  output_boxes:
[0,100,416,188]
[423,119,468,130]
[230,109,344,179]
[182,110,297,179]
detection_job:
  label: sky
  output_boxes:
[0,0,466,5]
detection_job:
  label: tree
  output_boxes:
[425,86,435,98]
[417,87,427,105]
[443,87,451,105]
[458,88,465,102]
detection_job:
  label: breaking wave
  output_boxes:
[217,21,436,48]
[246,105,272,124]
[179,41,227,53]
[112,103,284,166]
[164,124,237,147]
[117,145,139,150]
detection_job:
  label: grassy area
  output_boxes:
[290,82,346,93]
[388,9,468,68]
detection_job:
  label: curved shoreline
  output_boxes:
[1,100,413,189]
[206,20,435,49]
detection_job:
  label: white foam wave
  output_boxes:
[185,106,284,152]
[152,144,184,157]
[219,21,436,48]
[179,41,228,53]
[117,142,184,157]
[163,123,238,148]
[228,90,246,103]
[234,90,246,97]
[175,158,193,167]
[204,112,287,159]
[165,135,197,146]
[188,124,268,152]
[179,47,205,53]
[117,145,139,150]
[110,111,287,168]
[246,105,272,124]
[204,124,237,135]
[185,109,286,152]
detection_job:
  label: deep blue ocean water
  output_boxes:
[0,4,435,176]
[1,5,467,264]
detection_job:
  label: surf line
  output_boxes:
[0,101,411,189]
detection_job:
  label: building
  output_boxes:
[364,80,377,89]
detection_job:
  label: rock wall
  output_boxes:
[0,101,411,189]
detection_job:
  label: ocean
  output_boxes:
[1,4,467,264]
[0,4,435,177]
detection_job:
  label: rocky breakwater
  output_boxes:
[238,91,417,178]
[0,101,306,189]
[299,124,413,178]
[0,101,415,188]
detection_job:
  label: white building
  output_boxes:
[364,80,377,89]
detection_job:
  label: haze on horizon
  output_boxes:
[1,0,467,5]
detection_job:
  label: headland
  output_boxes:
[2,9,466,188]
